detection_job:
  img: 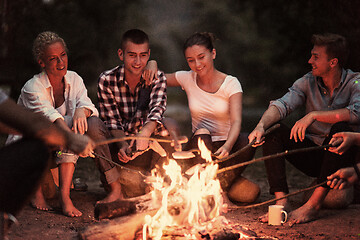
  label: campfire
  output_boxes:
[80,138,278,240]
[142,139,224,239]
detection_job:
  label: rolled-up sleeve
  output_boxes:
[269,77,307,119]
[145,71,167,125]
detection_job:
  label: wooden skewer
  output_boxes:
[214,123,280,163]
[228,180,328,209]
[95,135,188,147]
[92,152,149,178]
[217,144,333,174]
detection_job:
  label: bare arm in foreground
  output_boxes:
[0,98,95,156]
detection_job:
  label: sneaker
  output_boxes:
[73,178,88,192]
[1,212,18,240]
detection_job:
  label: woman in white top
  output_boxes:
[164,32,259,203]
[8,32,99,217]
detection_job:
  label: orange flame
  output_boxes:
[143,138,225,239]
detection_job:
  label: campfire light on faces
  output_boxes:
[142,138,225,240]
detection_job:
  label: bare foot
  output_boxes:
[96,189,123,204]
[96,181,123,204]
[259,201,291,223]
[30,188,53,211]
[288,204,319,226]
[61,198,82,217]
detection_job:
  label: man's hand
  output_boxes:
[327,167,358,190]
[290,113,315,142]
[117,141,132,163]
[73,108,89,134]
[135,131,150,151]
[142,60,158,85]
[329,132,357,155]
[248,125,265,147]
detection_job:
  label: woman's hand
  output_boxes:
[214,145,230,158]
[73,107,89,134]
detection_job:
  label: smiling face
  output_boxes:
[308,45,335,77]
[38,41,68,80]
[118,41,150,78]
[184,44,216,77]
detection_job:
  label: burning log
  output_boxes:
[80,214,278,240]
[94,193,155,220]
[79,210,158,240]
[80,138,279,240]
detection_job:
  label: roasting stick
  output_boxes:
[217,143,334,174]
[214,123,280,164]
[92,152,149,178]
[172,124,281,161]
[91,135,188,178]
[94,135,188,147]
[228,180,328,210]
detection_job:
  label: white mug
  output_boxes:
[268,205,287,225]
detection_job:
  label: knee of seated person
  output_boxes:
[55,152,78,165]
[260,123,287,145]
[322,187,354,209]
[86,116,107,137]
[227,176,260,203]
[303,180,354,209]
[329,121,352,135]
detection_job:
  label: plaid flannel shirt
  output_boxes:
[97,65,168,136]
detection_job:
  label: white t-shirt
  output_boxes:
[175,70,243,141]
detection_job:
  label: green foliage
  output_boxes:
[1,0,360,106]
[1,0,142,98]
[172,0,360,105]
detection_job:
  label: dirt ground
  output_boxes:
[5,155,360,240]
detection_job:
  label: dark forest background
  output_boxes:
[1,0,360,127]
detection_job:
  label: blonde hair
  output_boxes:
[32,31,67,62]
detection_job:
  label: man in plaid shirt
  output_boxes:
[92,29,169,203]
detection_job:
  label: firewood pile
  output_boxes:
[79,213,278,240]
[79,139,278,240]
[136,216,279,240]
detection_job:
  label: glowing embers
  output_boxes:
[143,138,225,240]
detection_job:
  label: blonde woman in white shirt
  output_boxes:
[8,31,99,217]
